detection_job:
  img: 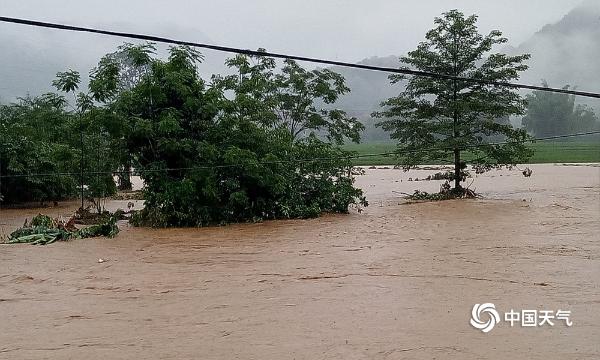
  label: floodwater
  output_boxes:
[1,164,599,359]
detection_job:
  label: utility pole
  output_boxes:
[80,113,84,210]
[0,147,3,209]
[452,33,461,190]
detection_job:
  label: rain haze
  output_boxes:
[1,2,600,359]
[1,0,598,101]
[0,0,585,59]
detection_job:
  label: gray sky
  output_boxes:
[1,0,585,62]
[3,0,597,103]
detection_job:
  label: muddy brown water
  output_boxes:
[1,164,599,359]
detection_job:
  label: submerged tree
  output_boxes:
[374,10,533,192]
[1,43,367,221]
[95,45,366,227]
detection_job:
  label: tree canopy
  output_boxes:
[0,74,124,206]
[0,94,78,203]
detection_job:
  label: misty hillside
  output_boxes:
[508,0,600,93]
[331,55,400,111]
[329,56,401,141]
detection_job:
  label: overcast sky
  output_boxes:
[1,0,585,62]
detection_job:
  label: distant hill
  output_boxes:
[509,0,600,95]
[329,56,402,141]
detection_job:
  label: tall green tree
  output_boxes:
[96,46,366,226]
[215,52,364,145]
[522,82,599,137]
[374,10,532,191]
[52,69,121,211]
[87,43,157,190]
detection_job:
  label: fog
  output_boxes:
[0,0,584,60]
[0,0,597,108]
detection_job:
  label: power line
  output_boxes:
[0,16,599,99]
[1,130,598,180]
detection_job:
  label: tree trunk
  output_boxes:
[454,148,461,190]
[118,155,133,191]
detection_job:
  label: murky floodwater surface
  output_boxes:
[1,164,599,359]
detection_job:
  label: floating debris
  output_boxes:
[7,213,119,245]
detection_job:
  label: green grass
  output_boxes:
[342,141,600,166]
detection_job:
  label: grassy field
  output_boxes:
[343,141,600,165]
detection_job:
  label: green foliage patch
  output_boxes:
[7,214,119,245]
